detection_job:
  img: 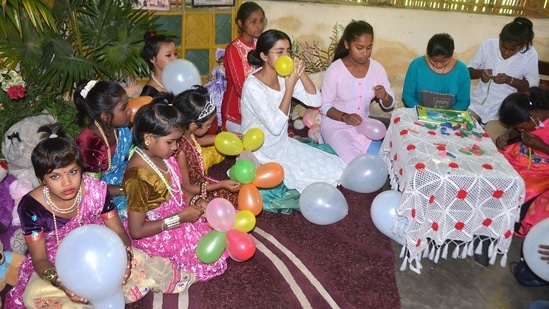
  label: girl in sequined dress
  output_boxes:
[123,93,227,281]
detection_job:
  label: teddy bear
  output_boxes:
[0,241,25,307]
[2,113,56,188]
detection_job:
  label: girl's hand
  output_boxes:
[373,85,388,102]
[285,58,305,87]
[344,113,363,126]
[481,69,493,83]
[539,244,549,264]
[180,206,203,223]
[222,180,241,192]
[522,132,545,150]
[493,73,509,84]
[495,134,509,150]
[57,279,89,304]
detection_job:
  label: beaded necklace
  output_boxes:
[134,147,183,206]
[187,134,205,176]
[94,120,118,171]
[43,186,83,245]
[151,74,166,90]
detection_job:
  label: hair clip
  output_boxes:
[198,94,215,120]
[529,101,533,106]
[49,134,58,138]
[80,80,97,99]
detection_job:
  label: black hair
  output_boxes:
[426,33,454,58]
[247,29,292,66]
[141,31,177,70]
[333,20,374,62]
[499,17,535,52]
[173,85,215,129]
[499,87,549,126]
[73,79,126,127]
[236,2,266,31]
[132,92,184,149]
[32,124,84,181]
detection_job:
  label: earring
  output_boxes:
[145,139,150,146]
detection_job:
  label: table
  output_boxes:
[379,108,525,274]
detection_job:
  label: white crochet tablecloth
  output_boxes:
[379,108,525,274]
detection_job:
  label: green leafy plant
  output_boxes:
[293,23,344,73]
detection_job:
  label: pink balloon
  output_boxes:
[226,229,256,262]
[356,118,386,140]
[205,198,236,232]
[237,150,260,168]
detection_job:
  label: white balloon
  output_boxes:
[299,182,348,225]
[340,154,388,193]
[370,190,406,244]
[523,218,549,282]
[162,59,202,95]
[56,224,126,309]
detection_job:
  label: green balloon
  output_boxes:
[233,159,257,184]
[229,166,237,181]
[196,230,227,263]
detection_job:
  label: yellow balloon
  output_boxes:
[233,210,257,232]
[214,132,243,156]
[275,56,294,76]
[242,128,265,151]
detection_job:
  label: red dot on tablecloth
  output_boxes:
[429,195,435,203]
[416,239,421,247]
[394,154,398,161]
[400,129,408,135]
[457,189,467,199]
[432,222,439,231]
[449,162,459,169]
[415,162,426,170]
[504,230,512,239]
[399,168,403,176]
[394,117,401,124]
[493,190,504,198]
[390,141,393,148]
[411,208,416,218]
[455,221,465,231]
[407,144,416,151]
[482,164,493,170]
[455,132,462,137]
[428,131,436,135]
[482,218,492,227]
[482,133,489,138]
[436,145,446,151]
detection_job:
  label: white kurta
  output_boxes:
[240,74,347,192]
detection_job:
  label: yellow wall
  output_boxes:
[255,0,549,105]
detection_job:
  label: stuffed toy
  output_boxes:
[0,241,25,307]
[2,113,56,188]
[289,107,323,143]
[204,48,227,128]
[0,158,28,255]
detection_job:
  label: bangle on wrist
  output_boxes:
[162,214,181,231]
[340,113,347,122]
[119,186,125,196]
[42,267,59,287]
[508,77,514,85]
[190,194,203,206]
[125,246,134,261]
[199,181,208,198]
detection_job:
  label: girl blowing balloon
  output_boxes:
[6,124,193,309]
[123,93,227,281]
[173,86,241,207]
[240,29,346,192]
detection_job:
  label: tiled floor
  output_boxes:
[392,236,549,309]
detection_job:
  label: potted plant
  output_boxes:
[0,0,157,143]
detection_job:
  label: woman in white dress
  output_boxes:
[240,29,347,192]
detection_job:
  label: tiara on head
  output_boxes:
[198,94,216,120]
[80,80,98,99]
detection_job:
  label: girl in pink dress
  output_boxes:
[123,94,227,281]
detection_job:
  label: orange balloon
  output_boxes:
[128,96,153,122]
[238,184,263,216]
[252,162,284,188]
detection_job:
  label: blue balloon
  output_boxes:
[370,190,406,244]
[56,224,126,308]
[341,154,388,193]
[299,182,348,225]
